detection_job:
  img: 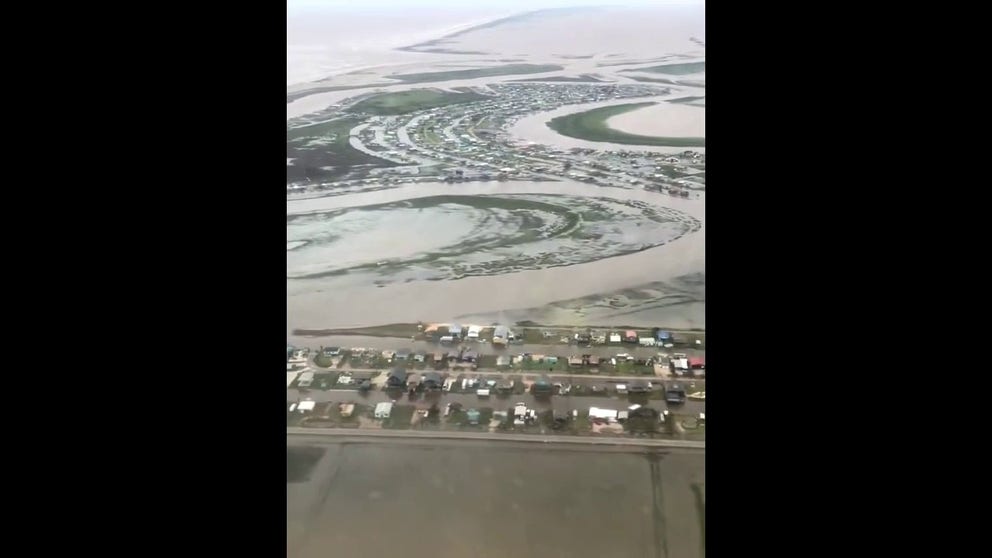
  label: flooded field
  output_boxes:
[287,439,704,558]
[287,181,704,332]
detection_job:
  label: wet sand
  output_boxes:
[287,439,704,558]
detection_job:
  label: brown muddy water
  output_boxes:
[287,439,704,558]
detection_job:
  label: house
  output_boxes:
[461,350,478,363]
[496,355,511,368]
[407,373,421,390]
[422,372,444,390]
[589,407,618,421]
[624,330,639,343]
[586,355,600,366]
[338,403,355,418]
[639,337,657,347]
[386,368,408,388]
[655,330,672,342]
[568,356,584,367]
[673,358,689,372]
[374,402,394,419]
[532,376,553,394]
[433,351,446,363]
[665,383,687,404]
[448,324,463,339]
[496,379,515,392]
[576,332,591,344]
[413,351,426,363]
[467,325,483,340]
[545,356,558,365]
[395,349,411,361]
[628,380,651,394]
[689,357,705,370]
[493,325,510,345]
[609,333,622,343]
[466,408,481,425]
[297,400,316,412]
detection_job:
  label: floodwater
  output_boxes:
[287,181,704,333]
[287,439,705,558]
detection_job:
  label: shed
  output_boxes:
[298,400,316,412]
[374,402,394,419]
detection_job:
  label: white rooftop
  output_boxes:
[297,400,316,411]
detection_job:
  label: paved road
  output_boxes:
[287,427,705,449]
[287,386,705,415]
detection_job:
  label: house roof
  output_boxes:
[423,372,442,383]
[625,330,637,337]
[656,331,672,339]
[388,368,407,380]
[689,357,705,366]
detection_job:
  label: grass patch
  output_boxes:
[622,61,705,75]
[385,64,562,84]
[382,405,416,429]
[547,103,705,148]
[667,96,705,104]
[346,89,488,116]
[286,117,398,183]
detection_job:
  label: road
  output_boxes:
[287,427,705,449]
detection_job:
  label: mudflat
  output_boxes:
[288,439,704,558]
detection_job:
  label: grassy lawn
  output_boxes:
[622,61,705,75]
[286,117,398,183]
[382,405,416,429]
[385,64,562,84]
[346,89,488,116]
[312,372,339,390]
[313,354,336,368]
[547,103,706,148]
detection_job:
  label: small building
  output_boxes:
[496,379,515,392]
[655,331,672,342]
[586,355,600,366]
[407,373,421,390]
[476,388,490,397]
[433,351,446,363]
[297,400,316,412]
[589,407,618,421]
[493,325,510,345]
[689,357,705,370]
[413,351,426,363]
[395,349,411,361]
[609,333,622,343]
[628,380,651,394]
[461,350,478,363]
[422,372,444,390]
[467,325,483,340]
[624,330,639,343]
[386,368,408,388]
[448,324,463,339]
[568,356,584,367]
[639,337,657,347]
[466,409,481,425]
[545,356,559,364]
[496,355,511,368]
[338,403,355,418]
[374,402,394,419]
[532,376,553,394]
